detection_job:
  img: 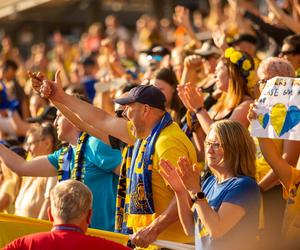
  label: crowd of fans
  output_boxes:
[1,0,300,249]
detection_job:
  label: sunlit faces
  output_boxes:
[280,44,300,69]
[215,61,229,92]
[150,79,174,107]
[53,111,74,141]
[234,42,256,58]
[202,55,218,75]
[24,134,46,157]
[205,130,225,169]
[123,102,148,139]
[29,94,47,117]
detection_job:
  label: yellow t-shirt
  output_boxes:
[254,138,283,182]
[127,121,197,243]
[282,167,300,242]
[0,179,16,214]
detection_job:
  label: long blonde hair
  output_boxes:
[213,56,253,115]
[209,120,256,178]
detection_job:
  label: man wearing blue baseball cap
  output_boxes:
[31,71,197,248]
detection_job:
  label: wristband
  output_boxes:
[194,106,204,114]
[191,191,205,203]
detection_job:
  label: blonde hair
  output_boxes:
[50,180,92,223]
[257,57,295,78]
[208,120,256,178]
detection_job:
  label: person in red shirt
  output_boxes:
[3,180,130,250]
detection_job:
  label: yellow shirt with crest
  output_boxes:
[127,121,198,243]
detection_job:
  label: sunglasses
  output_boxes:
[146,55,163,62]
[279,50,298,57]
[114,109,125,118]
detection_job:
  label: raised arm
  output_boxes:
[31,70,135,145]
[0,144,56,177]
[229,99,253,128]
[266,0,300,33]
[173,6,200,46]
[248,103,292,189]
[52,93,133,144]
[178,83,213,134]
[52,101,112,145]
[11,111,31,136]
[159,159,195,236]
[160,157,246,239]
[180,55,203,86]
[258,138,292,190]
[257,141,299,191]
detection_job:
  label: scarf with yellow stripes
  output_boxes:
[114,112,172,233]
[57,132,89,182]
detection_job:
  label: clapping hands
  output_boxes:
[160,156,201,194]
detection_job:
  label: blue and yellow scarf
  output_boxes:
[114,112,172,233]
[57,132,89,182]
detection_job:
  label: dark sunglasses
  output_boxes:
[279,50,298,57]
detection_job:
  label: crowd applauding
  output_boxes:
[1,1,300,249]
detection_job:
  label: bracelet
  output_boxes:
[194,106,204,114]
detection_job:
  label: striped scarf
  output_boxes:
[57,132,89,182]
[115,145,134,234]
[114,112,172,233]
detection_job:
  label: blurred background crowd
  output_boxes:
[0,0,300,249]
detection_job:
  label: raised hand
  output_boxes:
[183,55,202,70]
[28,71,45,93]
[183,82,204,112]
[212,27,228,51]
[40,70,64,102]
[176,156,201,194]
[159,158,186,193]
[247,101,258,122]
[177,84,194,112]
[173,5,191,28]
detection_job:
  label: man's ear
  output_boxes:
[143,104,151,117]
[47,207,54,222]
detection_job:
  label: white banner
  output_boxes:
[251,76,300,141]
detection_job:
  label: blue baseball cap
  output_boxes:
[114,85,166,111]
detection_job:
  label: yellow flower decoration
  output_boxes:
[242,59,252,71]
[224,47,235,58]
[230,51,243,64]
